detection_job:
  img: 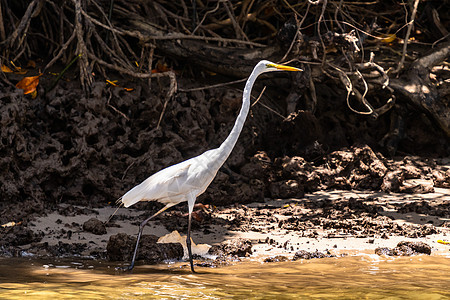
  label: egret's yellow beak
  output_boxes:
[268,63,302,72]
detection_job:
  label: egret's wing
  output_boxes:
[121,162,192,207]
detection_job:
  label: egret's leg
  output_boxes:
[186,212,196,273]
[122,203,174,271]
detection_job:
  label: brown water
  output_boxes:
[1,254,449,299]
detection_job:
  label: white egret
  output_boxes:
[118,60,301,272]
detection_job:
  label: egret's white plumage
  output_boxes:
[118,60,301,272]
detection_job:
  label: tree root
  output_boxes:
[390,42,450,137]
[0,0,448,140]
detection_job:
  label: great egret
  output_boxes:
[119,60,301,272]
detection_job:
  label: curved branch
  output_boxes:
[390,42,450,136]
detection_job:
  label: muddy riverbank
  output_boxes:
[1,77,449,266]
[1,187,449,268]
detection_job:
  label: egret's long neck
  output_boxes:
[213,68,259,169]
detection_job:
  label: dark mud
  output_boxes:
[0,74,449,263]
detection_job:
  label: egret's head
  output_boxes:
[258,60,302,74]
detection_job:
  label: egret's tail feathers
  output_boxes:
[106,199,124,224]
[120,184,150,208]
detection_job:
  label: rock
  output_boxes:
[397,241,431,255]
[83,218,107,235]
[381,170,404,192]
[0,225,41,246]
[264,255,289,263]
[106,233,183,263]
[375,241,431,256]
[324,145,388,190]
[106,233,135,261]
[374,247,393,256]
[292,250,335,260]
[208,239,253,257]
[432,169,450,188]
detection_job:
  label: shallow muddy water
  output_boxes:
[1,254,449,299]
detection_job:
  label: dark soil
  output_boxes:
[0,66,449,264]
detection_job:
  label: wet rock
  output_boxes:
[196,253,244,268]
[47,242,89,257]
[397,241,431,255]
[27,241,88,257]
[0,225,41,246]
[83,218,107,235]
[374,247,394,256]
[208,239,253,257]
[264,255,289,263]
[375,241,431,256]
[106,233,135,261]
[292,250,335,260]
[107,233,183,263]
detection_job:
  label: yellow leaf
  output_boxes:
[123,87,134,92]
[16,74,42,95]
[379,34,396,43]
[106,79,118,86]
[1,65,13,73]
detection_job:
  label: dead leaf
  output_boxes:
[106,79,118,86]
[1,221,22,228]
[16,74,42,96]
[27,60,36,68]
[151,61,171,73]
[9,61,28,74]
[106,79,134,92]
[379,34,397,43]
[1,65,13,73]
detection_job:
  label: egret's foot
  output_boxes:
[190,263,196,273]
[116,265,134,272]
